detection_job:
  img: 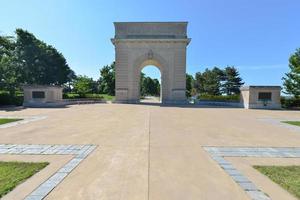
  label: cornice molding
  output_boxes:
[111,38,191,45]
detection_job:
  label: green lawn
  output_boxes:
[97,94,115,101]
[254,165,300,199]
[282,121,300,127]
[0,118,22,125]
[0,161,48,197]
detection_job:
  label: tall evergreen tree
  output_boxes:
[283,48,300,98]
[222,66,244,95]
[200,67,223,95]
[195,72,205,93]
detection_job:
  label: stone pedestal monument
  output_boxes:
[240,86,281,109]
[111,22,191,104]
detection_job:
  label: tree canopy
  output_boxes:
[140,72,160,97]
[194,66,244,96]
[98,62,115,95]
[0,29,74,95]
[195,67,222,95]
[73,75,97,96]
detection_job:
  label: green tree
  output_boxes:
[0,36,21,95]
[73,75,96,97]
[98,62,115,95]
[222,66,244,95]
[283,48,300,98]
[186,73,195,97]
[140,73,160,96]
[0,29,74,96]
[200,67,223,95]
[14,29,73,85]
[64,70,77,93]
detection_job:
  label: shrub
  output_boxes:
[197,94,240,102]
[84,94,104,99]
[0,91,23,106]
[63,93,81,99]
[281,96,300,109]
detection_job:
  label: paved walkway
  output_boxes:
[0,104,300,200]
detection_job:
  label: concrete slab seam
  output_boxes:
[0,116,47,129]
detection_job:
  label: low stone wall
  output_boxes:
[64,99,107,105]
[23,99,108,107]
[194,100,242,108]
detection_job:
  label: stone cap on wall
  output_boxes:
[240,85,281,91]
[113,22,189,39]
[22,84,63,90]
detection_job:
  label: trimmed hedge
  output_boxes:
[281,97,300,109]
[63,93,81,99]
[197,94,240,102]
[63,93,115,101]
[0,91,23,106]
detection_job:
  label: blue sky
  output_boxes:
[1,0,299,86]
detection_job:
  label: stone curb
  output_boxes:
[0,144,97,200]
[204,146,300,200]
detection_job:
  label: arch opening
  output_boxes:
[139,65,162,104]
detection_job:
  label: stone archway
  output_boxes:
[134,51,166,102]
[111,22,191,104]
[138,64,162,103]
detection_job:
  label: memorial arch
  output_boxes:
[111,22,191,103]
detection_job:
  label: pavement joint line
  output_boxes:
[258,118,300,132]
[0,143,97,200]
[0,116,47,129]
[204,146,300,200]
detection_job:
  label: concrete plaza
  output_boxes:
[1,104,300,200]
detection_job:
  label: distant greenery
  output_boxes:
[282,121,300,127]
[0,118,22,125]
[254,165,300,199]
[140,72,160,97]
[0,161,48,198]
